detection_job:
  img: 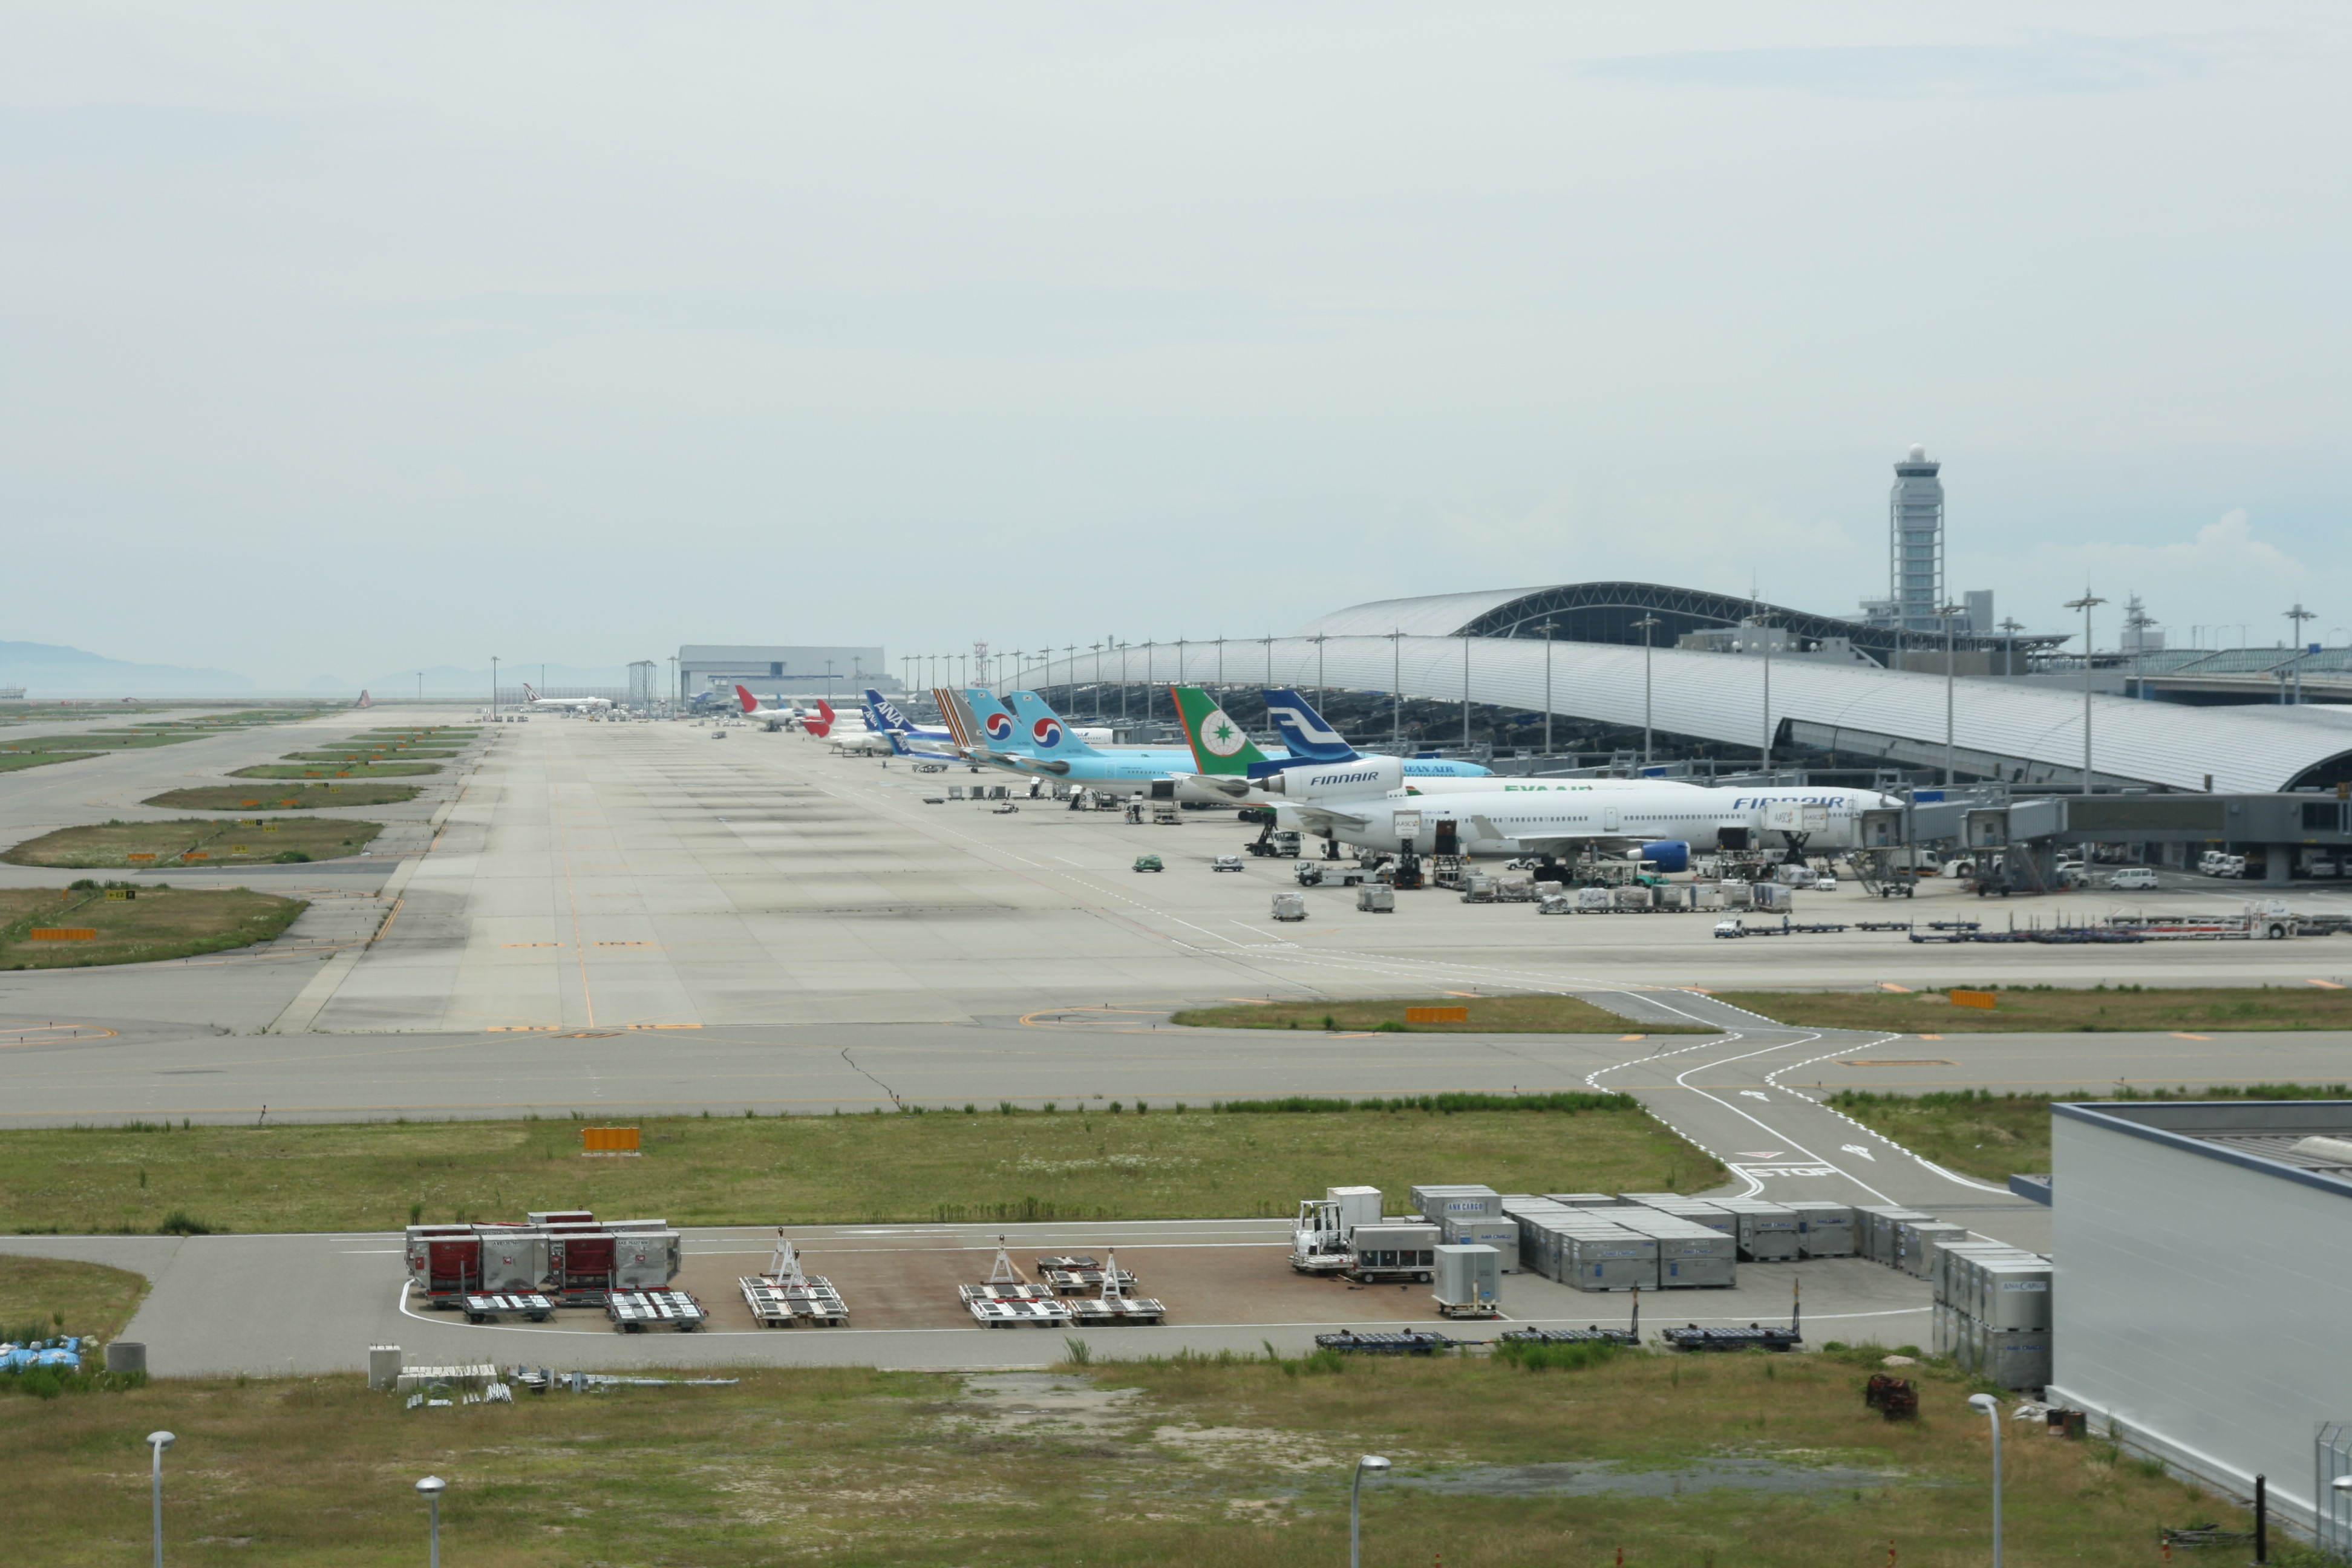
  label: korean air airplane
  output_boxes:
[938,688,1285,798]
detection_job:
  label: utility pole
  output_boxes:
[1310,635,1328,704]
[2064,592,2108,794]
[1214,636,1225,685]
[491,655,499,717]
[1535,621,1561,757]
[1631,616,1659,769]
[1461,635,1471,750]
[1751,612,1779,776]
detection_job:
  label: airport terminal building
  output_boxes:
[677,645,890,702]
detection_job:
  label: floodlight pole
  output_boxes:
[491,656,498,717]
[1350,1454,1391,1568]
[1941,603,1967,786]
[1998,617,2024,679]
[1631,615,1659,769]
[2287,604,2318,704]
[1461,634,1471,748]
[1751,610,1779,776]
[1388,630,1404,749]
[417,1475,447,1568]
[1967,1395,2002,1568]
[2065,593,2107,794]
[1534,620,1561,757]
[147,1431,175,1568]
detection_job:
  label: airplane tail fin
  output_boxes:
[1002,690,1100,756]
[356,689,372,709]
[735,684,760,715]
[1261,688,1359,762]
[804,699,835,738]
[1170,686,1270,774]
[931,687,983,751]
[863,688,912,734]
[521,681,540,703]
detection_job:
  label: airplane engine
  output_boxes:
[1253,756,1403,800]
[1636,840,1691,873]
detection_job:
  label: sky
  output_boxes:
[1,2,2345,689]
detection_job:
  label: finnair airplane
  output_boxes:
[520,682,613,713]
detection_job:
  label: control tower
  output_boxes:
[1889,444,1945,633]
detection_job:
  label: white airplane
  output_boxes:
[520,682,613,713]
[1273,779,1901,871]
[735,685,837,736]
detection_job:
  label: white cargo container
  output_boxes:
[1784,1201,1857,1257]
[1720,1200,1802,1261]
[1432,1244,1502,1316]
[1348,1223,1440,1282]
[1898,1220,1970,1278]
[1327,1186,1383,1233]
[1413,1184,1503,1222]
[1441,1216,1520,1271]
[1559,1227,1659,1291]
[1979,1260,2054,1329]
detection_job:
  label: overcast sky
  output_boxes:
[2,2,2345,688]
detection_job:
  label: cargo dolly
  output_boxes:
[1500,1287,1639,1347]
[961,1240,1078,1327]
[606,1290,707,1332]
[1661,1282,1801,1352]
[739,1235,849,1327]
[1054,1247,1166,1325]
[1312,1330,1464,1356]
[462,1293,555,1324]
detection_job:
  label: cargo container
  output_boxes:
[1348,1223,1440,1282]
[1558,1228,1659,1292]
[1432,1244,1502,1316]
[1327,1186,1383,1233]
[1897,1221,1971,1278]
[1863,1207,1934,1266]
[1978,1260,2053,1329]
[1720,1201,1802,1261]
[1440,1217,1520,1272]
[1783,1201,1857,1258]
[1413,1184,1503,1222]
[1541,1194,1619,1207]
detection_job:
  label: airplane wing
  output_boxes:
[1290,804,1372,834]
[1465,815,1650,856]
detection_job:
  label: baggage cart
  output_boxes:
[607,1290,706,1332]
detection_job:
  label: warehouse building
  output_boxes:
[676,645,890,702]
[2048,1101,2352,1548]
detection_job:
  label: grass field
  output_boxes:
[1823,1081,2352,1182]
[0,1102,1720,1235]
[0,818,381,869]
[0,1255,148,1342]
[0,885,305,970]
[229,762,441,779]
[142,784,421,811]
[0,750,95,772]
[283,748,460,762]
[0,1347,2250,1567]
[1713,985,2352,1033]
[1171,995,1716,1034]
[0,731,201,753]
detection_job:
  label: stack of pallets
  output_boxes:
[461,1293,555,1324]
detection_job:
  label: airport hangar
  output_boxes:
[1004,582,2352,880]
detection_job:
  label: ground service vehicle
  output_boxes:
[2109,867,2159,890]
[1213,854,1243,872]
[1133,854,1163,872]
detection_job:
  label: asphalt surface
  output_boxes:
[11,709,2348,1369]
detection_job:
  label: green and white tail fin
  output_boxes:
[1170,685,1270,774]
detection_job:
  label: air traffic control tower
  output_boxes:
[1889,444,1946,633]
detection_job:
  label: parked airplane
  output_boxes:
[735,686,835,736]
[861,688,956,745]
[521,682,613,713]
[1248,689,1492,781]
[935,688,1246,797]
[1279,781,1903,867]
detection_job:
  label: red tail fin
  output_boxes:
[815,699,835,723]
[802,698,835,738]
[735,684,758,714]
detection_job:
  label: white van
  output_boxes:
[2107,867,2159,890]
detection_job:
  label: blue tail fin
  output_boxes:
[960,689,1031,751]
[1261,688,1360,762]
[1001,690,1105,757]
[864,688,915,734]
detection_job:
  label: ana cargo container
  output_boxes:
[1897,1221,1970,1278]
[1719,1201,1802,1261]
[1413,1184,1503,1222]
[1978,1259,2054,1330]
[1559,1228,1659,1292]
[1784,1201,1858,1258]
[1441,1217,1520,1271]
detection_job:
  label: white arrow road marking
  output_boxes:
[1841,1144,1877,1160]
[1740,1090,1771,1101]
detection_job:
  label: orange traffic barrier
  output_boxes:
[30,929,96,941]
[1949,989,1998,1010]
[1405,1005,1470,1024]
[581,1126,642,1156]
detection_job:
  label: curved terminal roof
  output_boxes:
[1008,630,2352,795]
[1297,581,2060,661]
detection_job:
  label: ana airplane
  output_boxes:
[735,686,835,736]
[1279,780,1903,869]
[520,682,613,713]
[861,689,956,745]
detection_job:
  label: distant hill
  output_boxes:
[0,640,254,694]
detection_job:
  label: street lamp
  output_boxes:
[1461,633,1472,749]
[1310,634,1329,705]
[1750,609,1780,775]
[417,1475,448,1568]
[1998,617,2024,678]
[146,1431,175,1568]
[489,656,498,717]
[1387,630,1405,750]
[2063,593,2108,794]
[1630,615,1660,769]
[1940,602,1967,786]
[1535,620,1562,759]
[1350,1454,1392,1568]
[1967,1394,2003,1568]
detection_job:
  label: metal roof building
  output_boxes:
[1006,587,2352,794]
